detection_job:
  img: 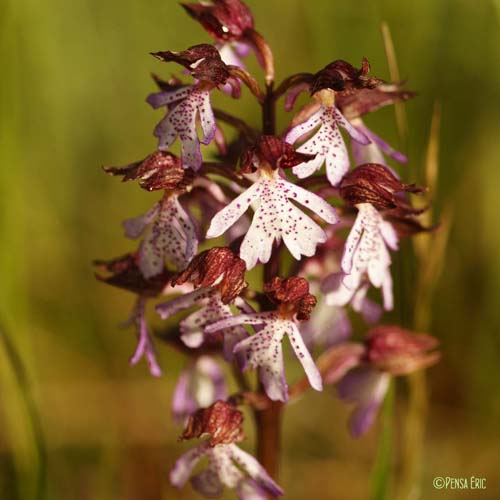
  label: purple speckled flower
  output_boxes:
[126,298,162,377]
[123,194,198,279]
[322,203,398,311]
[286,90,370,186]
[206,311,322,402]
[322,325,440,436]
[172,356,227,422]
[147,86,216,170]
[206,168,338,269]
[170,441,283,499]
[156,288,250,360]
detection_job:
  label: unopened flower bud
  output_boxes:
[172,247,247,303]
[365,325,440,375]
[104,151,194,192]
[339,163,424,213]
[180,400,245,446]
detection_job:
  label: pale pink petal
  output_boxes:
[233,324,288,402]
[206,182,261,238]
[340,211,365,273]
[146,87,193,108]
[239,206,276,268]
[229,445,284,497]
[337,367,390,437]
[363,126,408,163]
[324,126,350,186]
[199,92,216,145]
[286,181,338,223]
[204,312,275,334]
[123,203,160,239]
[285,108,322,144]
[156,288,211,320]
[285,82,311,112]
[191,467,224,497]
[381,272,394,311]
[379,219,399,251]
[292,153,324,179]
[288,323,322,391]
[334,108,370,144]
[170,443,208,488]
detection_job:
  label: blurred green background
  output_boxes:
[1,0,500,499]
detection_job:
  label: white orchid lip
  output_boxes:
[206,168,338,269]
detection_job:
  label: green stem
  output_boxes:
[0,322,47,500]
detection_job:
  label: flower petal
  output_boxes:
[286,181,338,224]
[287,323,322,391]
[334,108,370,145]
[340,211,365,273]
[123,203,160,239]
[156,288,211,320]
[170,443,208,488]
[233,325,288,402]
[199,92,216,145]
[229,445,284,497]
[146,87,193,108]
[285,108,322,144]
[337,367,390,437]
[204,312,275,334]
[206,182,261,239]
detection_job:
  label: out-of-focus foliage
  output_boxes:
[1,0,500,499]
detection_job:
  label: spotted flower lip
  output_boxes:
[156,287,250,361]
[172,247,248,304]
[147,85,217,170]
[123,194,198,278]
[206,168,338,269]
[94,253,171,297]
[322,203,398,311]
[339,163,425,213]
[286,98,370,186]
[171,400,283,499]
[181,0,254,42]
[205,309,322,402]
[103,151,194,192]
[170,442,283,499]
[240,135,315,173]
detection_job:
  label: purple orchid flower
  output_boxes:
[207,166,338,269]
[322,203,398,311]
[322,325,440,437]
[206,311,322,401]
[171,441,283,499]
[147,86,216,170]
[123,194,198,279]
[286,95,370,186]
[157,288,251,360]
[172,356,227,422]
